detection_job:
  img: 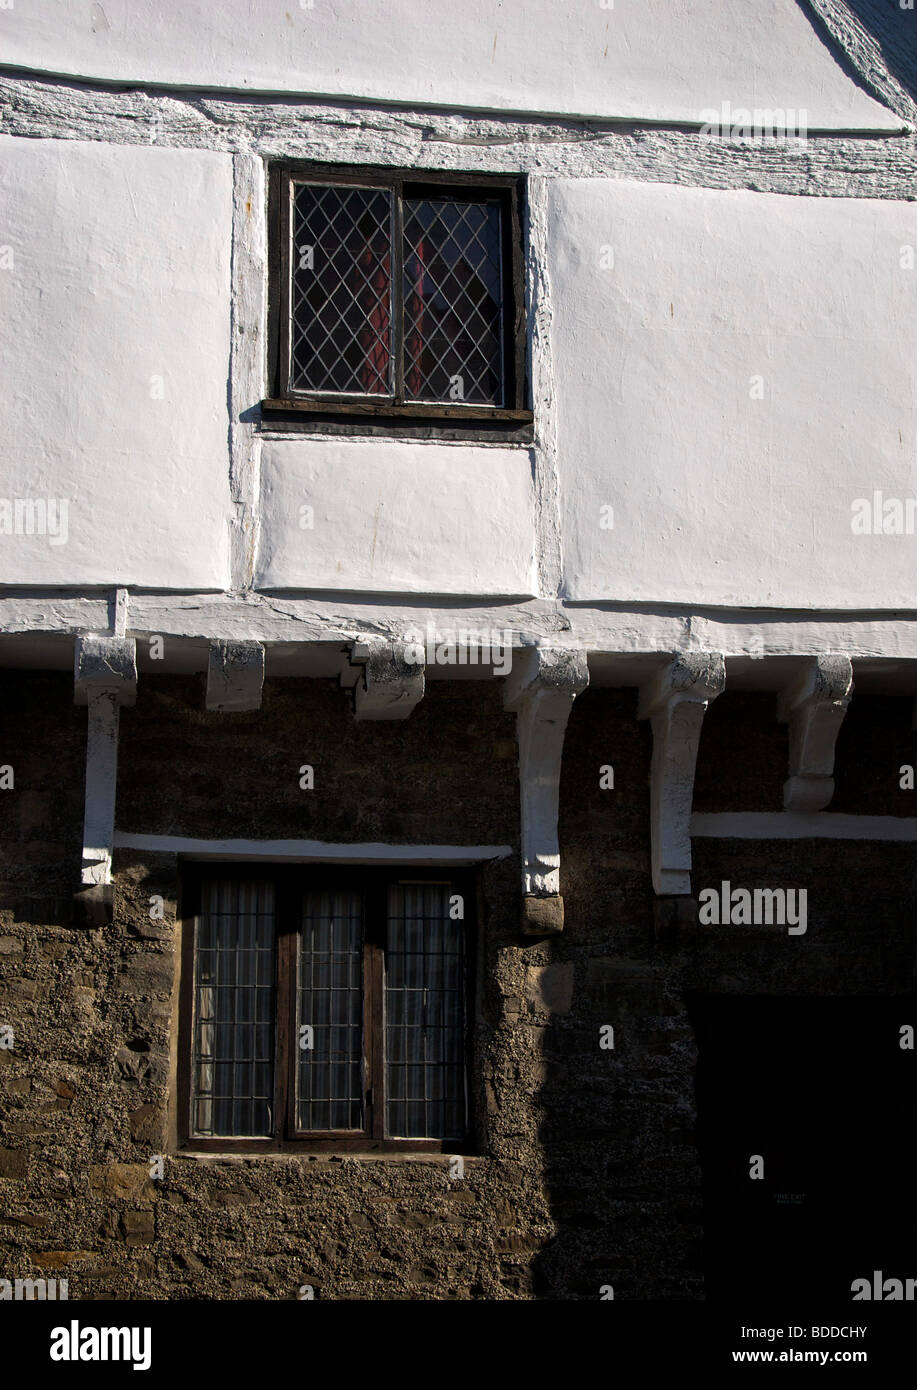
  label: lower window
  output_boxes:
[179,866,474,1151]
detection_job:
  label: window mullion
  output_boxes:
[392,181,405,406]
[275,877,296,1145]
[508,185,525,411]
[279,172,294,398]
[366,881,386,1140]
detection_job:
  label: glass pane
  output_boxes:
[291,183,393,396]
[403,199,503,405]
[192,878,276,1138]
[298,889,364,1131]
[385,883,466,1140]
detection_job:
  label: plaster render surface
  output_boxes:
[255,439,537,596]
[550,177,917,610]
[0,137,233,589]
[0,0,902,131]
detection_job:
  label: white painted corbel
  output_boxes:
[777,655,853,811]
[503,646,589,932]
[206,639,265,712]
[347,637,425,721]
[73,636,137,915]
[638,652,726,896]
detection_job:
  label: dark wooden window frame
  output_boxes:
[178,862,477,1154]
[263,163,533,443]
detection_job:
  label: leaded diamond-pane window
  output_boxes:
[184,867,473,1151]
[291,185,393,396]
[402,199,503,405]
[269,167,527,427]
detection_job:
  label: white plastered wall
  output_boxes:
[0,0,902,130]
[255,439,537,596]
[0,137,234,589]
[549,178,917,610]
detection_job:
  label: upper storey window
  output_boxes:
[264,167,531,440]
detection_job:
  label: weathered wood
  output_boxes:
[504,646,590,902]
[73,636,138,896]
[638,652,726,896]
[777,655,854,811]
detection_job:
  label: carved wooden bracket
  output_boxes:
[206,640,265,712]
[73,636,138,921]
[638,652,726,896]
[777,655,853,811]
[504,646,589,932]
[347,637,425,721]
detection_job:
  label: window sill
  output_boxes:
[175,1150,484,1165]
[260,398,534,444]
[178,1136,473,1156]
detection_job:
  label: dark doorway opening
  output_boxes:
[688,994,917,1302]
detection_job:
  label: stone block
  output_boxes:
[88,1163,157,1205]
[0,1148,28,1180]
[121,1210,155,1245]
[522,895,565,935]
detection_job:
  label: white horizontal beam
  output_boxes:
[8,592,917,663]
[113,833,513,863]
[691,813,917,841]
